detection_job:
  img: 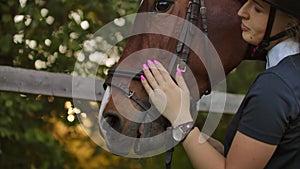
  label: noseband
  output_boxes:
[103,0,208,168]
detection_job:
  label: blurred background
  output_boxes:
[0,0,265,168]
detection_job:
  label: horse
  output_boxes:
[98,0,250,160]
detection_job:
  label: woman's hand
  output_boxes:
[141,60,193,127]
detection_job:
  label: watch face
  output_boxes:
[171,122,194,142]
[172,127,184,142]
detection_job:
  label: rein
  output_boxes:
[103,0,208,168]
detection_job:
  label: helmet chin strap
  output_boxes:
[250,6,299,60]
[251,6,277,60]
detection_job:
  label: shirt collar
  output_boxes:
[266,38,300,69]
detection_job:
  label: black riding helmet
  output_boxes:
[249,0,300,60]
[264,0,300,19]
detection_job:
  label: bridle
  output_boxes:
[104,0,209,111]
[103,0,208,168]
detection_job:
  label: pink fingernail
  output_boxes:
[177,68,182,76]
[141,75,146,81]
[143,64,148,70]
[154,60,159,65]
[147,60,153,65]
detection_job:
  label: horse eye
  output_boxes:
[155,0,174,13]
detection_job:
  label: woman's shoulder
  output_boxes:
[264,54,300,83]
[254,54,300,116]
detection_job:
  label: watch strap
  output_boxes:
[179,122,195,142]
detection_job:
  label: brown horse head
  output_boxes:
[99,0,249,156]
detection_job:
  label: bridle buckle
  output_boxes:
[177,63,187,73]
[128,90,135,98]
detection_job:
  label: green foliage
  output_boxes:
[226,60,265,94]
[0,0,142,168]
[0,92,72,169]
[0,0,139,72]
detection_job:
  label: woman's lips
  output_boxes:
[241,23,249,31]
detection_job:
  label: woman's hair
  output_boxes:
[286,24,300,49]
[287,25,300,40]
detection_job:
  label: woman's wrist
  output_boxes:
[171,111,194,127]
[182,126,199,144]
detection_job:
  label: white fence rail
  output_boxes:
[0,66,244,114]
[198,91,244,114]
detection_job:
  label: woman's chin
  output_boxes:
[242,32,259,46]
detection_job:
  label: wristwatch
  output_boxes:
[171,122,194,142]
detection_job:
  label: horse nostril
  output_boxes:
[103,113,121,132]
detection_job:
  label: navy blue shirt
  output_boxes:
[224,54,300,168]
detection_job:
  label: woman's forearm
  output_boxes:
[203,133,224,155]
[182,127,226,169]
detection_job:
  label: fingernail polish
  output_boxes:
[143,64,148,70]
[141,75,146,81]
[147,60,153,65]
[177,68,182,76]
[154,60,159,65]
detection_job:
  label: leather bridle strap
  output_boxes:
[104,68,149,111]
[102,1,208,169]
[167,1,209,168]
[168,0,203,73]
[107,67,143,81]
[167,0,211,95]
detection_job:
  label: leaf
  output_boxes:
[2,14,12,23]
